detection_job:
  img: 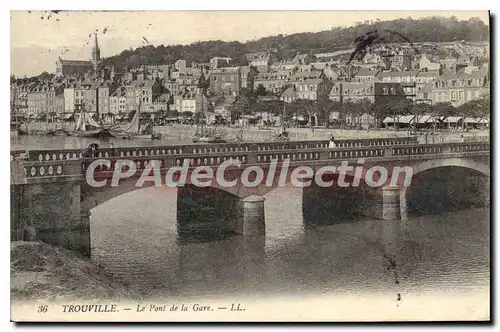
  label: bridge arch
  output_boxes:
[406,157,490,217]
[411,157,490,177]
[81,177,281,212]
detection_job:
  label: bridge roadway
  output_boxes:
[10,137,490,257]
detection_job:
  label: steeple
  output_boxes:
[91,33,101,68]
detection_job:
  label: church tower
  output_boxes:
[91,33,101,70]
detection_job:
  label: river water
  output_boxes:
[12,136,491,304]
[10,133,193,151]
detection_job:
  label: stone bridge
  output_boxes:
[10,137,490,257]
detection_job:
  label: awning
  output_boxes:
[61,113,74,120]
[416,115,432,123]
[397,115,415,124]
[444,116,463,123]
[479,118,490,124]
[464,117,481,124]
[383,115,415,124]
[416,115,444,123]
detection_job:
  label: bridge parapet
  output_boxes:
[16,141,490,184]
[20,159,82,183]
[10,150,26,162]
[22,136,419,162]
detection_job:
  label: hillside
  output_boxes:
[101,16,489,70]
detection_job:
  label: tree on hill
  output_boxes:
[255,84,268,96]
[100,16,489,71]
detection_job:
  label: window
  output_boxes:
[452,80,456,87]
[468,79,472,86]
[213,76,217,81]
[383,88,388,95]
[390,88,396,95]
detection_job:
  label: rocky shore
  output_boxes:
[11,241,134,302]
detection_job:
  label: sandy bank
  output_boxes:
[11,241,134,302]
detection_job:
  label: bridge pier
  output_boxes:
[240,195,266,236]
[381,186,408,220]
[15,182,91,257]
[399,187,408,222]
[484,178,491,206]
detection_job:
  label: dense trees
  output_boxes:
[101,16,489,70]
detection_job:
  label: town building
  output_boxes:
[109,86,127,122]
[209,67,240,96]
[254,71,291,95]
[293,77,333,101]
[210,57,232,69]
[353,67,378,83]
[125,79,162,113]
[172,88,209,114]
[328,82,375,103]
[239,66,258,91]
[246,50,279,72]
[415,70,440,103]
[419,54,440,71]
[424,67,489,107]
[27,82,65,118]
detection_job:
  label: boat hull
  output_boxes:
[193,136,227,143]
[72,129,103,137]
[54,129,69,136]
[110,130,159,140]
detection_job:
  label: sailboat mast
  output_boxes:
[137,97,141,134]
[45,86,49,130]
[11,85,18,130]
[200,88,204,135]
[282,102,286,132]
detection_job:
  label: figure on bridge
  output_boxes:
[328,135,336,148]
[84,143,100,158]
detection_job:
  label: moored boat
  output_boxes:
[108,100,159,140]
[70,105,103,137]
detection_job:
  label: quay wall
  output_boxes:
[22,122,489,143]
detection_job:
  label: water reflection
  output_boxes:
[89,185,490,299]
[10,134,192,151]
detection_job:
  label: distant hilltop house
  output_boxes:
[210,57,232,69]
[419,54,440,71]
[245,49,279,73]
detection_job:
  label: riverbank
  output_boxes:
[11,241,134,302]
[20,122,489,144]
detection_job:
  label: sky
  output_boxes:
[10,10,489,77]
